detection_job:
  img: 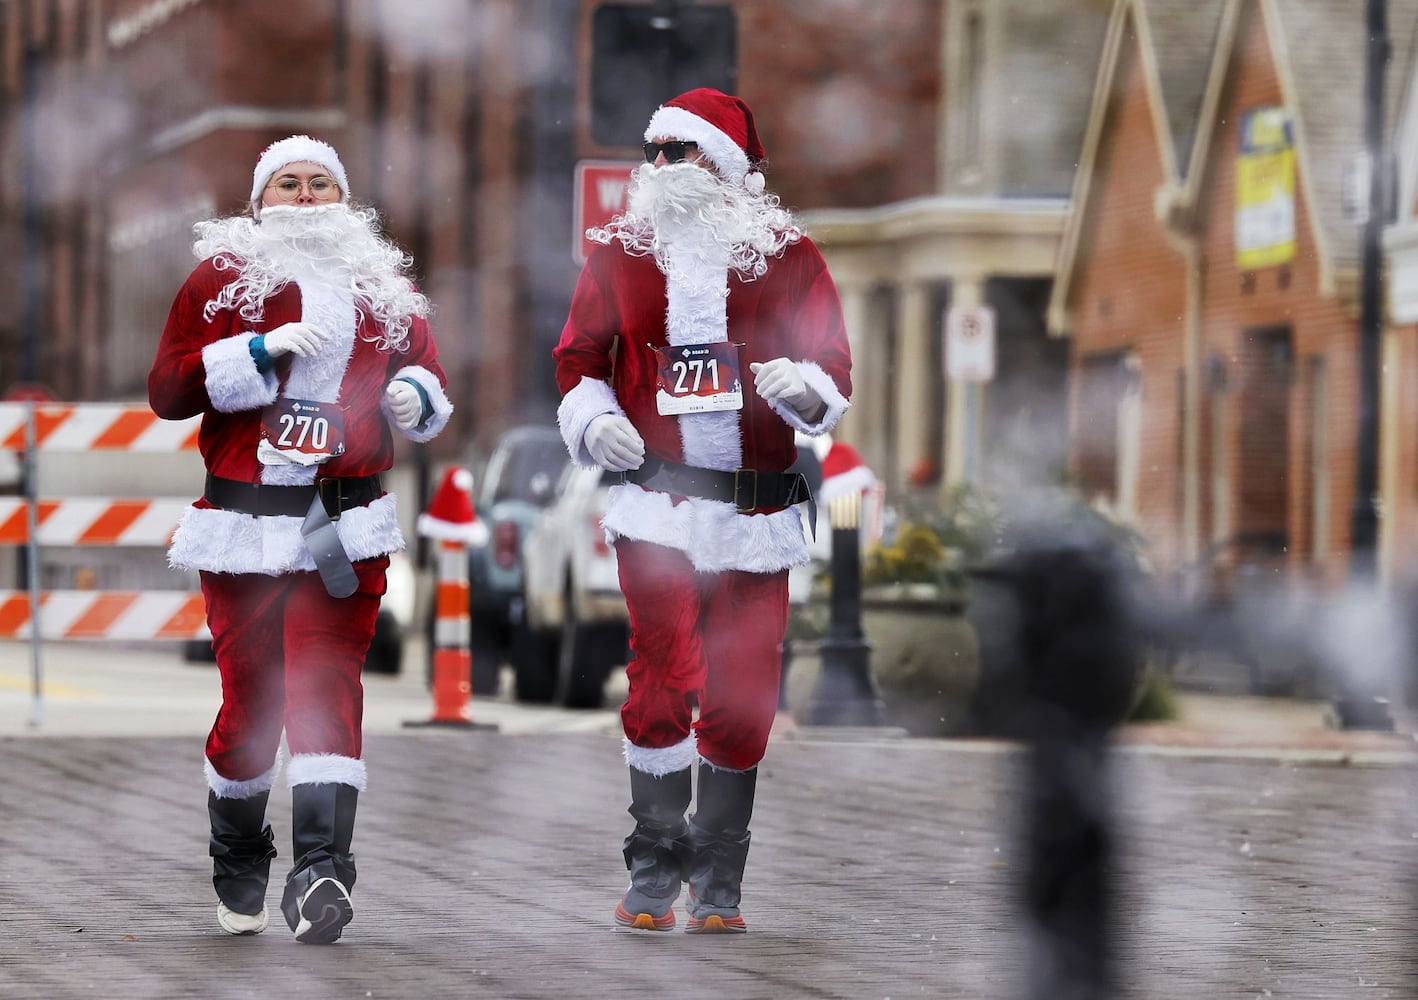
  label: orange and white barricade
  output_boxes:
[404,466,494,729]
[0,401,204,726]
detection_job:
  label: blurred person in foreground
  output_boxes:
[148,135,452,943]
[554,88,852,933]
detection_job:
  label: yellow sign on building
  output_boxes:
[1235,106,1296,269]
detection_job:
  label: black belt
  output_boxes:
[203,473,383,521]
[622,457,811,513]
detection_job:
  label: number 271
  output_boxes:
[671,358,719,394]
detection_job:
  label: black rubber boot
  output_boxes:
[279,783,358,944]
[615,766,692,931]
[209,790,277,933]
[685,763,757,933]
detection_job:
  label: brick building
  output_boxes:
[1051,0,1418,591]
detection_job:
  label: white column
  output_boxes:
[836,283,876,459]
[895,282,933,492]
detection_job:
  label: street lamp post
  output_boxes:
[803,491,884,726]
[1338,0,1396,730]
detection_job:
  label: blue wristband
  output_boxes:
[248,335,274,374]
[396,377,431,427]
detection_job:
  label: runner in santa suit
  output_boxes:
[554,89,852,933]
[148,135,452,943]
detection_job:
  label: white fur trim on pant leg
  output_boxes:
[286,753,367,790]
[764,360,849,435]
[623,733,698,776]
[558,376,622,466]
[386,364,452,442]
[205,752,282,799]
[698,755,759,775]
[203,333,278,413]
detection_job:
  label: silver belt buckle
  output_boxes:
[733,468,757,512]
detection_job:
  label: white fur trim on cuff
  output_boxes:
[623,733,698,776]
[286,752,367,790]
[385,365,451,443]
[205,753,282,799]
[203,333,278,413]
[645,106,750,183]
[766,361,849,435]
[698,756,758,775]
[558,376,622,466]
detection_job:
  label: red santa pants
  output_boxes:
[199,556,388,782]
[616,538,789,772]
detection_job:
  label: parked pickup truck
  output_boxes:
[517,463,629,708]
[466,425,568,696]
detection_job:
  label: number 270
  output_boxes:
[276,413,329,450]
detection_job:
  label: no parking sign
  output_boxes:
[944,305,996,382]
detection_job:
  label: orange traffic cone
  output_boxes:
[404,467,495,730]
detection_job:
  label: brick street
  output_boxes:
[1,720,1415,1000]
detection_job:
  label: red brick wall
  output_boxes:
[1064,14,1189,569]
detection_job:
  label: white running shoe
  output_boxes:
[293,876,353,944]
[217,902,269,935]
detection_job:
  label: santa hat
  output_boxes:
[249,134,350,218]
[818,440,876,506]
[418,467,489,546]
[645,88,767,194]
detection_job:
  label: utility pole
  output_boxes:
[1338,0,1395,730]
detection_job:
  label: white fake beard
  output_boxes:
[194,202,428,351]
[596,163,800,281]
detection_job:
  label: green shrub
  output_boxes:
[1127,664,1179,723]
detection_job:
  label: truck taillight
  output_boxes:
[591,516,610,557]
[493,521,519,569]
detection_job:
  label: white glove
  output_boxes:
[263,322,327,359]
[750,358,822,417]
[385,380,423,430]
[584,413,645,472]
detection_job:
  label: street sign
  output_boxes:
[573,160,638,265]
[3,381,55,403]
[944,305,996,382]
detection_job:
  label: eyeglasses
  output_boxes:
[265,175,341,201]
[642,140,699,164]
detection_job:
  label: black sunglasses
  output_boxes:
[642,140,698,164]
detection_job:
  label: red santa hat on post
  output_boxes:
[818,438,876,506]
[249,134,350,219]
[418,466,489,546]
[645,88,768,194]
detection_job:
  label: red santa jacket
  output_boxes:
[149,257,451,575]
[554,235,852,573]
